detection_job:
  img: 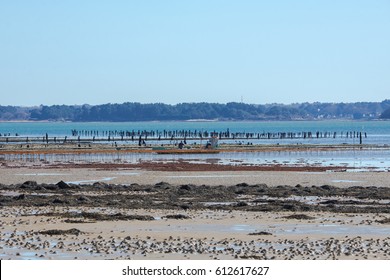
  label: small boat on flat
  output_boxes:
[155,149,219,154]
[155,135,220,154]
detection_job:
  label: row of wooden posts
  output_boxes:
[1,129,367,145]
[71,129,367,139]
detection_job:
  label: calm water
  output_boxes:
[4,149,388,171]
[0,121,389,171]
[1,120,390,145]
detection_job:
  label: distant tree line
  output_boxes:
[380,107,390,119]
[1,100,390,121]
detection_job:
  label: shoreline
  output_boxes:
[1,143,390,260]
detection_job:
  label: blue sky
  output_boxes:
[0,0,389,106]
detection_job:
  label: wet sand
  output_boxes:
[1,175,390,260]
[1,144,390,260]
[0,167,389,187]
[2,207,389,260]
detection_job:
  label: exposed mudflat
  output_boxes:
[1,143,389,260]
[2,180,390,214]
[1,180,390,260]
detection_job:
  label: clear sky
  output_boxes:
[0,0,389,106]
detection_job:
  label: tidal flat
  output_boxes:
[1,174,389,260]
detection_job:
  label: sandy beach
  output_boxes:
[1,144,390,260]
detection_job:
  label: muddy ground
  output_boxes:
[2,180,390,260]
[2,180,390,216]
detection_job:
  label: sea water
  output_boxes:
[1,121,389,170]
[0,120,389,145]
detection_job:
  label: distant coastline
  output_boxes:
[1,100,390,122]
